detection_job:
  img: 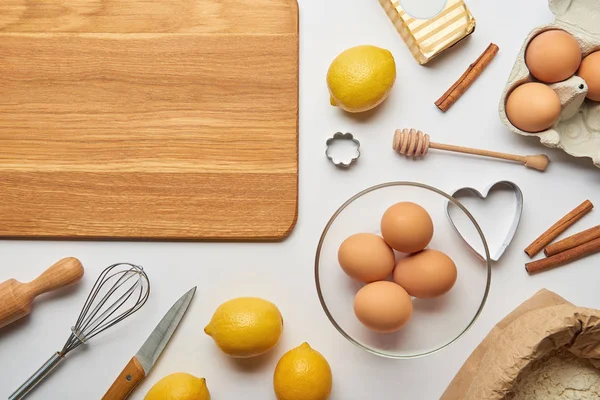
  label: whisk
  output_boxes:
[9,263,150,400]
[393,128,550,171]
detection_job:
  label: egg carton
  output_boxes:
[498,0,600,168]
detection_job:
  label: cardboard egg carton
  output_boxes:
[498,0,600,168]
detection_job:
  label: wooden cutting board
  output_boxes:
[0,0,299,240]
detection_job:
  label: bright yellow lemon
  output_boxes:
[274,342,333,400]
[327,45,396,113]
[204,297,283,358]
[144,373,210,400]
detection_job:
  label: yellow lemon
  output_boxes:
[327,45,396,113]
[204,297,283,358]
[273,342,333,400]
[144,373,210,400]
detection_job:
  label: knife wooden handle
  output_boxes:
[102,357,146,400]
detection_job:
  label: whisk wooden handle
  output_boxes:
[0,257,84,329]
[393,129,550,171]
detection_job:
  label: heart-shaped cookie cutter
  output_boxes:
[446,181,523,262]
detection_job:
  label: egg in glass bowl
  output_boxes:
[315,182,491,358]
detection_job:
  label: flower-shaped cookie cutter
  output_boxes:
[325,132,361,168]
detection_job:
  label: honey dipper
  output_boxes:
[393,129,550,171]
[0,257,84,329]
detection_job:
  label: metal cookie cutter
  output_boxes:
[326,132,361,168]
[446,181,523,262]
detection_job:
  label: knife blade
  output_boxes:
[101,287,196,400]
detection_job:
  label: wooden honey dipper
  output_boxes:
[393,129,550,171]
[0,257,84,329]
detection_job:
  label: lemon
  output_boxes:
[144,373,210,400]
[273,342,333,400]
[204,297,283,358]
[327,45,396,113]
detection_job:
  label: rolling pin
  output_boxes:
[0,257,84,329]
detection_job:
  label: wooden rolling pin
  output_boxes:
[0,257,84,329]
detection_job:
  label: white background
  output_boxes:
[2,0,600,398]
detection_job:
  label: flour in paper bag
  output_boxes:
[506,348,600,399]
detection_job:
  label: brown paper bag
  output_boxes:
[442,289,600,399]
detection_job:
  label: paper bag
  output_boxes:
[442,289,600,399]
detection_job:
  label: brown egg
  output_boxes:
[353,281,413,333]
[381,202,433,254]
[505,82,561,133]
[578,51,600,101]
[393,249,457,299]
[338,233,395,282]
[526,30,581,83]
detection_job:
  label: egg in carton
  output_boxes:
[498,0,600,168]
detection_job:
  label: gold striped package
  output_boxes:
[379,0,476,65]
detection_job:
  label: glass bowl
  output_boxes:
[315,182,491,359]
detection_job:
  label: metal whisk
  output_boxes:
[10,263,150,400]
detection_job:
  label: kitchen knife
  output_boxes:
[101,287,196,400]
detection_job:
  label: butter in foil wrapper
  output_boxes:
[379,0,476,65]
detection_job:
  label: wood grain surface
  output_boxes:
[0,0,297,33]
[0,0,299,240]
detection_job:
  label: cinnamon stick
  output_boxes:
[526,237,600,274]
[435,43,499,112]
[544,225,600,257]
[524,200,594,258]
